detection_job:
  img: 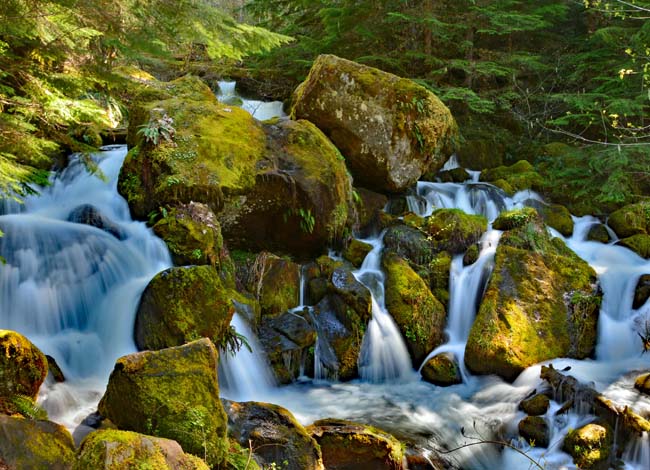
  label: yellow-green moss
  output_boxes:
[493,207,537,231]
[618,234,650,259]
[0,330,48,400]
[563,423,613,469]
[426,208,487,254]
[420,353,461,386]
[480,160,543,194]
[343,239,373,267]
[608,202,650,238]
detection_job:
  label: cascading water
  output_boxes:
[0,145,170,429]
[216,80,286,121]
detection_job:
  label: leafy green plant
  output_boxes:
[219,325,252,357]
[10,395,48,420]
[137,113,176,146]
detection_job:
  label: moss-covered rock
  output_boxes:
[383,253,446,367]
[519,394,550,416]
[617,234,650,259]
[427,251,452,306]
[0,330,48,400]
[465,216,601,381]
[98,339,228,467]
[587,223,611,243]
[492,207,537,231]
[608,202,650,239]
[633,275,650,309]
[420,352,461,386]
[291,54,457,193]
[518,416,549,447]
[134,266,237,350]
[330,268,372,320]
[480,160,543,195]
[246,252,301,317]
[437,167,471,183]
[634,372,650,395]
[384,224,432,265]
[308,418,406,470]
[354,187,388,235]
[118,75,352,259]
[153,202,232,275]
[224,400,323,470]
[342,239,373,267]
[538,203,574,237]
[426,209,487,254]
[563,423,613,470]
[0,415,75,469]
[75,429,209,470]
[457,138,504,170]
[463,245,479,266]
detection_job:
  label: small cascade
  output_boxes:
[0,146,170,429]
[356,235,413,382]
[624,432,650,470]
[216,80,286,121]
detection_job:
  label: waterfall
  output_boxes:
[216,80,286,121]
[0,145,170,429]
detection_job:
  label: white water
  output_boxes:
[0,146,170,430]
[216,80,286,121]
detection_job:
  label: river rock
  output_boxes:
[67,204,125,240]
[152,202,233,276]
[75,430,209,470]
[633,275,650,309]
[0,415,75,469]
[480,160,543,195]
[384,224,432,265]
[465,214,601,381]
[291,54,457,193]
[342,239,373,267]
[0,329,48,400]
[587,223,611,243]
[118,75,352,259]
[383,253,446,367]
[46,355,65,383]
[492,207,537,231]
[224,400,323,470]
[420,352,462,386]
[525,200,574,237]
[426,209,487,254]
[248,252,301,317]
[98,339,228,467]
[617,234,650,259]
[634,373,650,395]
[428,251,452,306]
[134,266,236,350]
[518,416,549,447]
[608,202,650,238]
[308,418,406,470]
[355,187,388,235]
[563,422,613,470]
[330,268,372,319]
[437,167,471,183]
[519,394,550,416]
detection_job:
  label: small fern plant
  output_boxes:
[137,113,176,146]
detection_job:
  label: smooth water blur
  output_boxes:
[216,81,286,121]
[0,145,170,429]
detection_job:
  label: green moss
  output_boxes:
[426,208,487,254]
[518,416,549,447]
[539,203,574,237]
[618,234,650,259]
[481,160,543,193]
[421,353,461,386]
[254,253,301,316]
[0,330,48,400]
[609,202,650,238]
[493,207,537,231]
[383,253,446,366]
[428,251,451,305]
[563,423,613,469]
[342,239,373,267]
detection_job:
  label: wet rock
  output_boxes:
[465,215,601,381]
[224,400,323,470]
[492,207,537,231]
[427,251,452,306]
[248,253,301,317]
[563,422,613,470]
[617,234,650,259]
[634,373,650,395]
[518,416,549,447]
[608,202,650,239]
[46,355,65,383]
[342,239,372,267]
[134,266,237,350]
[75,429,209,470]
[480,160,543,195]
[383,253,446,366]
[384,224,432,265]
[330,268,372,319]
[633,275,650,309]
[586,223,611,243]
[525,199,574,237]
[292,54,457,193]
[67,204,125,240]
[355,187,388,235]
[426,209,487,254]
[308,418,406,470]
[0,329,48,400]
[98,339,228,467]
[437,167,470,183]
[0,415,75,469]
[420,352,462,386]
[463,244,479,266]
[519,394,550,416]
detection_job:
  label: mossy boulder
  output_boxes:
[247,252,301,317]
[480,160,543,195]
[465,216,601,381]
[0,330,48,400]
[608,202,650,238]
[519,394,550,416]
[291,54,457,193]
[633,275,650,309]
[426,209,487,254]
[383,253,446,367]
[617,234,650,259]
[134,266,237,351]
[537,203,574,237]
[0,415,75,469]
[342,239,373,267]
[634,373,650,395]
[518,416,549,447]
[383,224,432,265]
[118,75,352,259]
[587,223,611,243]
[420,352,462,386]
[98,339,228,467]
[330,268,372,320]
[457,138,504,170]
[152,202,232,274]
[75,430,209,470]
[223,400,323,470]
[258,308,316,384]
[563,423,613,470]
[437,167,471,183]
[427,251,452,306]
[354,187,388,235]
[307,418,406,470]
[492,207,537,231]
[463,245,479,266]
